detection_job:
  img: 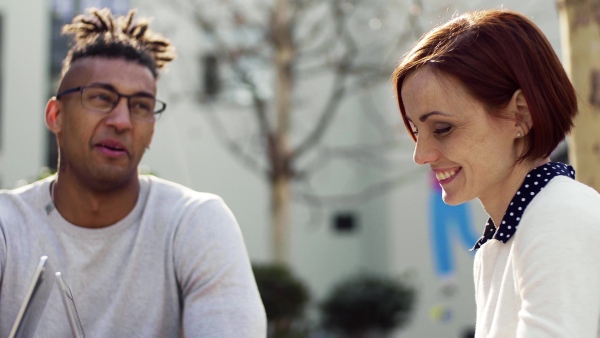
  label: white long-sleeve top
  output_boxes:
[474,170,600,337]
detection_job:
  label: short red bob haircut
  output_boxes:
[392,9,577,161]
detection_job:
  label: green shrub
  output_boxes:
[253,264,310,337]
[320,273,416,337]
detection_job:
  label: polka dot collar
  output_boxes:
[470,162,575,251]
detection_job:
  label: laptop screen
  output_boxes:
[8,256,55,338]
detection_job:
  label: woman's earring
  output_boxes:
[516,132,522,138]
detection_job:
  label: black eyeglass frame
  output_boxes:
[55,85,167,119]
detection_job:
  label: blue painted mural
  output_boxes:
[428,172,479,322]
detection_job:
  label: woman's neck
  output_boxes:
[480,157,550,227]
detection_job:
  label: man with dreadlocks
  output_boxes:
[0,8,266,337]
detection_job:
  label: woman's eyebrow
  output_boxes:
[419,111,449,122]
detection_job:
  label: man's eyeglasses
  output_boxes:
[56,85,167,122]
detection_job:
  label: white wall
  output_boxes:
[0,0,49,187]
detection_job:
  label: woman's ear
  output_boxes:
[510,89,532,137]
[45,98,62,134]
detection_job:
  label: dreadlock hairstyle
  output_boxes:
[61,7,176,79]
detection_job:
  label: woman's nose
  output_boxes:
[413,136,440,165]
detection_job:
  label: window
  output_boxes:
[333,212,358,233]
[202,54,221,98]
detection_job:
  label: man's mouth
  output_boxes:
[95,140,128,156]
[98,143,124,151]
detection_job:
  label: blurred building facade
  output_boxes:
[0,1,562,337]
[0,0,49,188]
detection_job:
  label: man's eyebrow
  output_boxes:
[88,82,155,98]
[89,82,117,91]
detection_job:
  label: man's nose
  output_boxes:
[105,97,133,132]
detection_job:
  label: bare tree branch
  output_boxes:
[290,1,359,161]
[296,140,400,179]
[230,62,272,144]
[293,167,424,208]
[177,0,275,163]
[294,3,338,58]
[356,87,402,138]
[291,71,347,160]
[202,102,268,177]
[159,0,437,262]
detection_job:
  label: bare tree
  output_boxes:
[162,0,429,263]
[557,0,600,192]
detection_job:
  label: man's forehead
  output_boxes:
[60,57,157,93]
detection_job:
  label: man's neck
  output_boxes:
[51,174,140,228]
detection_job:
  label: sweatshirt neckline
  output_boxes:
[41,176,150,239]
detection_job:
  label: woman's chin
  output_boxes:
[441,192,467,206]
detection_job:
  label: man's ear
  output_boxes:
[45,98,62,134]
[509,89,532,137]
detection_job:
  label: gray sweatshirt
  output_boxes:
[0,175,266,337]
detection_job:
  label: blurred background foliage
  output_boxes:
[253,263,311,337]
[254,263,416,338]
[320,273,416,338]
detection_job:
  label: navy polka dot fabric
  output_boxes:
[470,162,575,251]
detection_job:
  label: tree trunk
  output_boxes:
[557,0,600,192]
[271,175,291,264]
[271,0,294,263]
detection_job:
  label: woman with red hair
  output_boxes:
[393,9,600,337]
